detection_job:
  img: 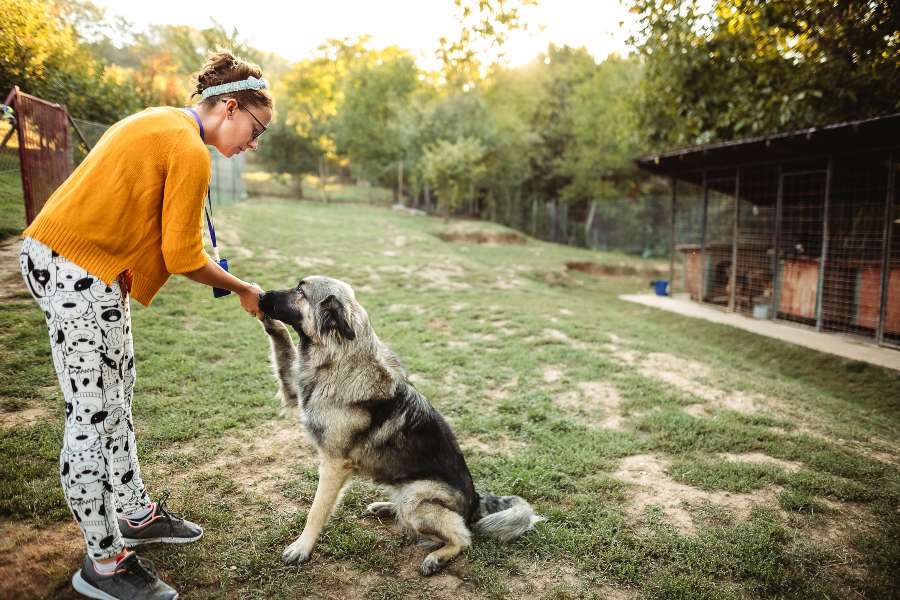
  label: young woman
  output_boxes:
[19,52,273,600]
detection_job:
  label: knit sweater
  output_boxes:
[23,106,212,306]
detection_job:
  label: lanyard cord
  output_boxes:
[183,108,219,261]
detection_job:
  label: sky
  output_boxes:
[92,0,638,69]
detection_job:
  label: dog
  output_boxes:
[258,276,543,576]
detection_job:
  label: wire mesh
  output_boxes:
[672,179,704,297]
[734,165,778,317]
[70,117,109,166]
[774,161,828,325]
[884,159,900,348]
[819,155,890,338]
[702,175,736,305]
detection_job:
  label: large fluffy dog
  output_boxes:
[258,276,542,575]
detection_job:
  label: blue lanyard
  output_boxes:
[183,108,217,252]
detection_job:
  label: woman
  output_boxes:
[19,52,272,600]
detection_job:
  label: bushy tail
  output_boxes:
[472,492,544,543]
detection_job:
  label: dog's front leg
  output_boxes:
[282,458,353,565]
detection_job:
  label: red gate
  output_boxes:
[5,86,73,224]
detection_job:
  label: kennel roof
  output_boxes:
[635,112,900,182]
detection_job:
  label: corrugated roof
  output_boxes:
[635,112,900,177]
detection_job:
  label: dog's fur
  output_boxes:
[258,276,542,576]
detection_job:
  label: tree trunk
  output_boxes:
[317,156,329,203]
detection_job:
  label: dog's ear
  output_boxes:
[319,295,356,341]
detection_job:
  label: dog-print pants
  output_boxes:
[19,237,151,560]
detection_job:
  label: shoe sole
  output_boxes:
[122,529,203,546]
[72,571,180,600]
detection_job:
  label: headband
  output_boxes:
[200,75,268,100]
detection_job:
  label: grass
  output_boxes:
[0,168,24,240]
[244,171,395,204]
[1,196,899,599]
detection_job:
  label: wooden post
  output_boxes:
[877,152,896,345]
[729,169,741,312]
[670,177,677,294]
[771,164,784,320]
[699,171,709,303]
[816,158,833,332]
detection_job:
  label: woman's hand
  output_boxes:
[239,282,264,319]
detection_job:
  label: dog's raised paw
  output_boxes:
[420,555,446,577]
[281,542,311,565]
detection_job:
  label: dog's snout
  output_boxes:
[259,292,273,313]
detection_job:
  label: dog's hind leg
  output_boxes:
[403,502,471,576]
[262,316,300,407]
[282,458,353,565]
[366,501,395,518]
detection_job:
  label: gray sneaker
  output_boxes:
[120,492,203,546]
[72,552,177,600]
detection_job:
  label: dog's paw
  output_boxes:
[420,555,447,577]
[281,541,312,565]
[366,501,394,518]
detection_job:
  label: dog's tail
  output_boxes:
[262,316,300,407]
[471,492,544,543]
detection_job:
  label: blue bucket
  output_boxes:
[649,279,669,296]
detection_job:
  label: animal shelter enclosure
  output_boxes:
[638,113,900,349]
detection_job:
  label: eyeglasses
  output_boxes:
[240,103,267,140]
[222,99,267,141]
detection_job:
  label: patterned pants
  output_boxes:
[20,237,151,560]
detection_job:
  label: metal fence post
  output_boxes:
[771,164,784,320]
[670,177,677,294]
[729,169,741,312]
[816,158,833,332]
[699,171,709,303]
[877,152,896,345]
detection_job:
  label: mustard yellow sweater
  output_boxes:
[23,107,211,306]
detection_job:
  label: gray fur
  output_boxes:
[258,276,542,576]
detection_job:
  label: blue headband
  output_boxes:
[200,75,268,100]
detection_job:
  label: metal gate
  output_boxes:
[5,87,72,224]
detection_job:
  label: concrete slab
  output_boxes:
[620,293,900,373]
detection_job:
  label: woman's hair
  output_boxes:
[192,51,274,110]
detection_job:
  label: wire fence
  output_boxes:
[670,153,899,347]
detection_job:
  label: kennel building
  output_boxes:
[636,113,900,349]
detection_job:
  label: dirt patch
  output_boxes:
[428,317,451,334]
[416,263,471,290]
[387,303,426,316]
[720,452,804,472]
[507,561,636,600]
[543,366,564,383]
[541,328,592,350]
[556,381,624,429]
[0,520,83,599]
[460,434,526,456]
[614,454,781,535]
[566,260,667,278]
[437,231,526,245]
[164,418,316,511]
[0,238,30,302]
[485,373,519,402]
[0,405,51,429]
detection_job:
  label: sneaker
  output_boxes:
[71,552,178,600]
[120,491,203,546]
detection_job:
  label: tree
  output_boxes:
[629,0,900,148]
[422,137,488,219]
[333,50,421,189]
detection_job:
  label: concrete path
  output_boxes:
[620,294,900,372]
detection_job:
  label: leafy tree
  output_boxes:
[422,136,488,219]
[629,0,900,147]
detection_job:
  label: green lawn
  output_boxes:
[1,197,898,599]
